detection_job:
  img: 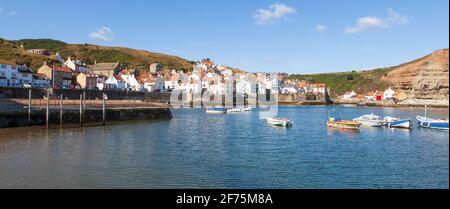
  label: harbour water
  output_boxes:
[0,106,448,189]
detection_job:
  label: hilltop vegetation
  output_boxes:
[11,39,67,52]
[1,38,196,72]
[289,68,392,97]
[0,38,53,70]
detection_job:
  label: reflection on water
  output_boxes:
[0,106,448,189]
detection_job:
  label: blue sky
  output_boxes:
[0,0,448,74]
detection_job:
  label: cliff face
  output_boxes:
[383,49,449,100]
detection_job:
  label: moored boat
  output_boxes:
[353,114,384,127]
[241,107,252,112]
[417,116,449,130]
[266,118,293,128]
[327,118,361,130]
[384,116,411,129]
[227,108,242,113]
[206,107,227,114]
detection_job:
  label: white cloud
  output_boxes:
[0,7,3,15]
[9,11,17,16]
[345,9,409,34]
[315,24,328,32]
[254,3,297,26]
[90,26,114,41]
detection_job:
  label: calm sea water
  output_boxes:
[0,106,448,189]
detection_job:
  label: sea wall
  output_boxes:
[0,87,171,102]
[0,108,172,128]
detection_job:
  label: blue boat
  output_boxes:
[384,117,411,129]
[417,116,449,130]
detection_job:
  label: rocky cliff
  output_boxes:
[382,49,449,100]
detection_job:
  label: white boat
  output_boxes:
[227,108,242,113]
[353,113,384,127]
[241,107,252,112]
[383,116,411,129]
[206,107,227,114]
[266,118,293,128]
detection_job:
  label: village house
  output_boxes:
[341,90,357,100]
[121,73,143,91]
[37,62,73,89]
[104,75,127,90]
[165,71,189,91]
[96,75,108,90]
[138,72,154,92]
[280,84,298,94]
[88,62,122,77]
[76,73,97,89]
[310,83,327,95]
[155,76,166,91]
[187,73,202,94]
[383,87,396,100]
[64,57,89,73]
[149,63,163,74]
[0,63,34,87]
[27,49,50,56]
[32,73,51,88]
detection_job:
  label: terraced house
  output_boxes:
[88,62,122,77]
[0,63,33,87]
[37,62,73,89]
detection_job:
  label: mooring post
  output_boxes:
[60,94,63,128]
[46,89,50,129]
[79,94,83,127]
[83,91,86,108]
[102,93,106,126]
[28,88,32,125]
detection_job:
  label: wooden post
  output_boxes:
[102,93,106,126]
[28,89,32,125]
[79,94,83,127]
[60,94,63,128]
[83,91,86,108]
[46,89,50,129]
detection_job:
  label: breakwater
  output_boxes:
[0,108,172,128]
[0,87,171,102]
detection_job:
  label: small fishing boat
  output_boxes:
[353,114,384,127]
[241,107,252,112]
[416,104,449,130]
[327,118,361,130]
[266,118,293,128]
[227,108,242,113]
[383,116,411,129]
[417,116,449,130]
[206,107,227,114]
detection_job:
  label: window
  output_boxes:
[0,72,5,77]
[1,64,6,69]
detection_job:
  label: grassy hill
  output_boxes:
[0,38,53,70]
[289,68,392,98]
[2,38,197,73]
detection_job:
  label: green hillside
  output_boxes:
[11,39,67,52]
[1,38,196,72]
[289,68,392,97]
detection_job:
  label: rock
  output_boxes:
[383,49,449,100]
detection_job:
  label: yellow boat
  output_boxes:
[327,118,361,130]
